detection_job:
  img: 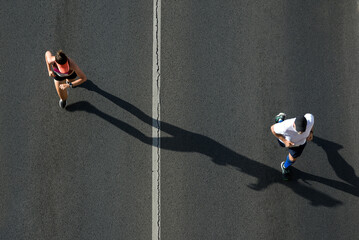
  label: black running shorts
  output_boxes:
[54,71,77,81]
[277,140,307,158]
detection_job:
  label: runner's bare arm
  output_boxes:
[67,58,87,87]
[45,51,55,77]
[307,125,314,141]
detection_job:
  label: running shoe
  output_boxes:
[281,161,290,181]
[59,99,67,109]
[275,113,286,123]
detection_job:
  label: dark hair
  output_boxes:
[55,50,68,65]
[294,115,307,132]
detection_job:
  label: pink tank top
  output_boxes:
[52,63,73,77]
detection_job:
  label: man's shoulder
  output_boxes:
[304,113,314,123]
[273,118,295,133]
[283,117,296,125]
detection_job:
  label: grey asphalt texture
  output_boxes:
[1,1,359,240]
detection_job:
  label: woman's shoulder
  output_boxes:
[68,57,78,69]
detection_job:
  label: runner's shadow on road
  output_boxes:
[66,80,358,207]
[281,137,359,197]
[312,136,359,187]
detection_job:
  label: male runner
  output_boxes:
[271,113,314,180]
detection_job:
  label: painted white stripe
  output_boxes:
[152,0,161,239]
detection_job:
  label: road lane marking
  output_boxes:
[152,0,161,239]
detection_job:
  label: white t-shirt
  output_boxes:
[273,113,314,146]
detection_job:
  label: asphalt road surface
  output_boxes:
[1,1,359,240]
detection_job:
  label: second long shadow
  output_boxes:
[67,80,359,207]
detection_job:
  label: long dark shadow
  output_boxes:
[67,80,359,207]
[313,136,359,187]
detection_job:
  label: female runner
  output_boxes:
[45,50,87,108]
